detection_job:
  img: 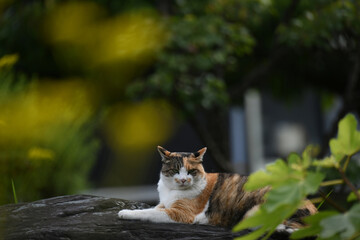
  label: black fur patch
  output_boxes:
[161,153,194,177]
[206,174,268,228]
[288,208,311,225]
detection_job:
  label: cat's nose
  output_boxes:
[180,179,186,183]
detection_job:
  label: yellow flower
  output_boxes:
[0,79,95,144]
[43,2,168,76]
[27,147,55,161]
[0,54,19,68]
[104,100,174,152]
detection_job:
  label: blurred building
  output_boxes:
[230,90,331,174]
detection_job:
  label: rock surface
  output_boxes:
[0,194,247,240]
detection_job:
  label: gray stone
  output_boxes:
[0,195,244,240]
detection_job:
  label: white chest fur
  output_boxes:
[157,174,207,208]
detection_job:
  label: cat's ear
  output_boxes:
[157,146,171,161]
[193,147,207,162]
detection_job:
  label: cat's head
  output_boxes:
[157,146,207,189]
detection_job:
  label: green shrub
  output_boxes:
[233,114,360,240]
[0,55,99,205]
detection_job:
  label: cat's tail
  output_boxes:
[275,200,317,234]
[273,213,316,240]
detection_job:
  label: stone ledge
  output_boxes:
[0,194,245,240]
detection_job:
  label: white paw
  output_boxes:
[275,224,297,234]
[118,209,138,220]
[276,224,286,231]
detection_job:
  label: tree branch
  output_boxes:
[170,92,234,173]
[280,0,301,25]
[319,51,360,157]
[188,116,234,173]
[319,106,348,157]
[318,190,346,213]
[230,0,302,100]
[346,52,360,103]
[339,168,360,201]
[229,48,288,99]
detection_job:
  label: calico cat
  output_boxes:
[118,146,317,231]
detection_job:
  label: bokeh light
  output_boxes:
[104,100,175,154]
[0,79,95,145]
[43,2,168,73]
[44,2,104,45]
[0,54,18,68]
[27,147,55,162]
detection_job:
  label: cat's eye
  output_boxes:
[168,169,179,175]
[188,169,198,175]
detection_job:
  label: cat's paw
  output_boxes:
[275,224,297,234]
[118,209,137,219]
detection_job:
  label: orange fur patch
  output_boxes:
[282,199,318,228]
[302,200,317,215]
[183,157,205,178]
[283,220,304,229]
[169,152,181,157]
[163,173,218,223]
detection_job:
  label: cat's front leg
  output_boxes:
[118,208,174,223]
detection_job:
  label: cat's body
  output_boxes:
[118,146,317,230]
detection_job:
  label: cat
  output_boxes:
[118,146,317,231]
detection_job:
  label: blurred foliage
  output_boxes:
[0,0,13,13]
[0,56,99,204]
[277,1,360,50]
[0,0,173,201]
[2,0,360,122]
[43,2,168,84]
[0,79,95,144]
[127,0,256,112]
[233,114,360,240]
[128,0,360,111]
[1,0,360,201]
[0,54,18,68]
[0,0,168,100]
[124,0,360,172]
[233,146,325,240]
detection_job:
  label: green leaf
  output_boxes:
[266,159,289,175]
[320,204,360,239]
[302,172,325,195]
[313,155,341,168]
[11,179,18,204]
[233,205,298,240]
[288,153,301,166]
[244,170,274,190]
[347,190,360,202]
[329,114,360,156]
[302,145,319,168]
[291,211,338,239]
[245,159,293,190]
[263,172,323,212]
[264,182,302,212]
[288,146,319,172]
